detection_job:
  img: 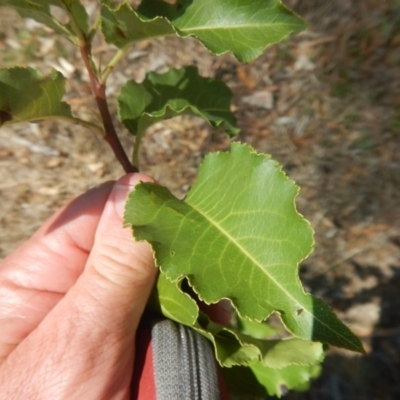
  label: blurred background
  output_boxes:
[0,1,399,398]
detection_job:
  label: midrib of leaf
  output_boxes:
[185,197,354,347]
[187,200,302,306]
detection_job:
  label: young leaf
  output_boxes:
[100,1,175,48]
[0,67,72,127]
[124,142,363,352]
[139,0,306,62]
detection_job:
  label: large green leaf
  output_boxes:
[125,142,363,352]
[101,0,305,62]
[139,0,306,62]
[101,1,175,48]
[0,67,72,127]
[0,0,89,41]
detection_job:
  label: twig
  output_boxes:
[80,43,137,173]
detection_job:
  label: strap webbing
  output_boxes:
[152,319,220,400]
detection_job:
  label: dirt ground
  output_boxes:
[1,1,400,399]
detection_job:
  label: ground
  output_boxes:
[0,1,400,399]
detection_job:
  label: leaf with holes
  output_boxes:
[125,142,363,352]
[139,0,306,62]
[118,66,238,137]
[118,65,239,167]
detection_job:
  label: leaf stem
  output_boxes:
[100,47,130,84]
[132,130,145,170]
[64,116,104,136]
[80,43,137,173]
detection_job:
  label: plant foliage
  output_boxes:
[0,67,72,126]
[0,0,363,397]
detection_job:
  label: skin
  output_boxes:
[0,173,157,399]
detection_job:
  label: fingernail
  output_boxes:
[114,184,130,218]
[114,175,140,218]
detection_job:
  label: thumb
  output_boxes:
[70,173,157,328]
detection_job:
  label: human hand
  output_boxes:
[0,174,157,399]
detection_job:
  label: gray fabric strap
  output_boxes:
[151,319,220,400]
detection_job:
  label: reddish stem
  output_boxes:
[80,43,137,174]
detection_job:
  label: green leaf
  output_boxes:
[0,0,89,41]
[0,67,72,127]
[0,0,70,38]
[139,0,306,62]
[124,142,363,352]
[223,360,322,398]
[153,273,199,326]
[101,1,175,48]
[60,0,89,36]
[118,66,238,137]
